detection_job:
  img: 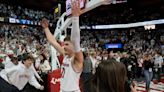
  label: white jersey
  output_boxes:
[60,55,81,92]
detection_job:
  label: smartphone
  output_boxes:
[125,80,135,92]
[131,80,135,87]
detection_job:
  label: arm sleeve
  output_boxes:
[31,64,41,79]
[0,66,17,82]
[71,17,81,52]
[44,60,51,71]
[28,74,41,89]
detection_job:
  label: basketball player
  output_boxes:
[41,0,83,92]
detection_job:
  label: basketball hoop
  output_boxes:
[103,0,112,5]
[51,0,113,70]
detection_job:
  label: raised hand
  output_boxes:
[71,0,81,17]
[130,81,138,92]
[41,18,49,29]
[39,85,44,90]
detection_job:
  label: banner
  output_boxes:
[26,20,31,25]
[9,18,16,23]
[20,19,27,24]
[79,19,164,29]
[105,43,122,49]
[0,17,4,22]
[15,19,20,23]
[31,21,34,25]
[1,17,54,27]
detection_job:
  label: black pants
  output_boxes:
[136,67,142,78]
[22,83,39,92]
[81,72,92,92]
[154,68,162,82]
[0,77,39,92]
[0,77,20,92]
[39,73,48,92]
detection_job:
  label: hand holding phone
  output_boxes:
[130,81,137,92]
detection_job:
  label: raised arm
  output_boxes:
[71,0,84,71]
[41,19,65,55]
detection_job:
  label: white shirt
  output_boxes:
[154,55,163,68]
[0,63,41,90]
[60,56,81,91]
[90,56,97,69]
[2,56,15,69]
[30,63,41,80]
[96,56,102,61]
[115,57,121,62]
[39,60,51,73]
[35,58,41,69]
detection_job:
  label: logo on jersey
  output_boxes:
[62,63,69,67]
[51,78,61,84]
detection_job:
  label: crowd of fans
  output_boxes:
[81,28,164,92]
[80,3,164,25]
[0,3,54,23]
[0,3,163,92]
[0,24,52,91]
[0,23,163,91]
[0,24,51,73]
[80,28,164,71]
[81,28,164,52]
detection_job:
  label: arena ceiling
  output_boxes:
[0,0,65,12]
[0,0,163,25]
[0,0,163,13]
